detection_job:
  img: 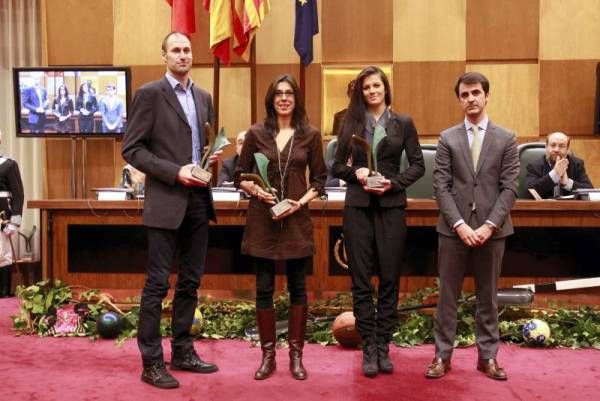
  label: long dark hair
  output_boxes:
[263,74,309,136]
[336,66,391,160]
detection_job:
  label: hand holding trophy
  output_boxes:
[191,122,231,184]
[352,125,386,188]
[241,153,293,218]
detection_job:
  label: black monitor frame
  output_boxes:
[13,66,131,138]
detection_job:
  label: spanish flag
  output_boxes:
[233,0,270,61]
[204,0,269,64]
[166,0,196,35]
[204,0,233,64]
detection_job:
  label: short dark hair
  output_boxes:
[454,72,490,97]
[161,31,190,52]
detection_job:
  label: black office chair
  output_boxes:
[517,142,546,199]
[401,144,437,199]
[325,138,338,164]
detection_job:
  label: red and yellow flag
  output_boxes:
[204,0,270,64]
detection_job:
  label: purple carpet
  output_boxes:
[1,298,598,401]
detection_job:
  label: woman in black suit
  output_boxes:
[332,65,424,377]
[52,84,74,133]
[76,81,98,133]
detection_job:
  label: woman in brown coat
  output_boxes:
[235,74,327,380]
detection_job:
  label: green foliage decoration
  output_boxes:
[10,281,600,350]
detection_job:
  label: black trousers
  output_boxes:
[343,206,406,342]
[137,191,209,364]
[255,257,308,309]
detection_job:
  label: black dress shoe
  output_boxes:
[141,360,180,389]
[171,345,219,373]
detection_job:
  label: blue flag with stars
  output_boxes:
[294,0,319,65]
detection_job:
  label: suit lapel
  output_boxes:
[160,78,189,127]
[458,123,475,175]
[475,121,496,175]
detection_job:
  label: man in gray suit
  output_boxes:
[425,72,519,380]
[122,32,221,389]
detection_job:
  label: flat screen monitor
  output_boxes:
[13,66,131,137]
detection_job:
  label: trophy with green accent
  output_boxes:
[241,153,293,218]
[352,126,386,188]
[191,122,231,184]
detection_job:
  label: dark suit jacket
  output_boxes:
[526,154,593,199]
[122,77,216,229]
[331,108,347,136]
[22,86,48,123]
[331,112,425,208]
[433,121,519,239]
[217,155,238,186]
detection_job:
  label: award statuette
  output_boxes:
[191,122,231,184]
[352,126,386,188]
[241,152,293,218]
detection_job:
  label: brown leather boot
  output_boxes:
[288,304,308,380]
[254,308,276,380]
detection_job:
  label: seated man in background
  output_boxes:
[526,131,593,199]
[217,130,245,186]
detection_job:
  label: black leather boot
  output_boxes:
[171,343,218,373]
[0,267,11,298]
[141,359,179,389]
[254,308,276,380]
[376,336,393,373]
[288,304,308,380]
[362,336,378,377]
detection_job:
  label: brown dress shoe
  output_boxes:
[425,357,451,378]
[477,359,508,380]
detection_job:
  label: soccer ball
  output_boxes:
[190,308,203,336]
[522,319,550,345]
[332,311,362,348]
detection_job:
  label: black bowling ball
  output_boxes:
[96,312,123,339]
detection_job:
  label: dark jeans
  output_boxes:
[255,257,308,309]
[137,191,209,364]
[343,206,406,342]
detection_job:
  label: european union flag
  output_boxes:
[294,0,319,65]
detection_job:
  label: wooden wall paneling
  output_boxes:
[113,0,171,66]
[45,139,79,198]
[255,0,298,64]
[305,63,322,133]
[467,63,539,137]
[393,61,466,137]
[46,0,113,65]
[570,139,600,188]
[539,60,599,136]
[84,139,118,196]
[466,0,539,61]
[540,0,600,60]
[322,0,393,63]
[393,0,466,62]
[129,66,168,95]
[218,67,252,140]
[254,64,301,122]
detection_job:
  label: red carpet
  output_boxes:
[1,298,598,401]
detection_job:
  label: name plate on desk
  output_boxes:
[573,188,600,201]
[325,187,346,201]
[93,188,132,201]
[212,188,241,201]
